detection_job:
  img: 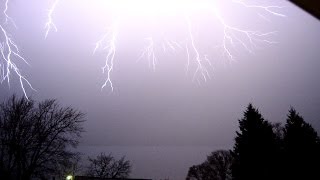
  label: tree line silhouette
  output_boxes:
[0,95,132,180]
[187,104,320,180]
[1,95,320,179]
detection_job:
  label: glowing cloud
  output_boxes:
[89,0,285,90]
[1,0,286,96]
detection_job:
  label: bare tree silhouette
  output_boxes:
[0,95,85,180]
[86,152,132,179]
[186,150,233,180]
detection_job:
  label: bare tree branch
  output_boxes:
[0,95,85,180]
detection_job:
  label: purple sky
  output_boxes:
[1,0,320,179]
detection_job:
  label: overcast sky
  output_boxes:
[1,0,320,179]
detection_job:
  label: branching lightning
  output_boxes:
[214,0,285,62]
[0,0,34,99]
[1,0,285,95]
[3,0,16,27]
[214,9,279,61]
[185,16,211,82]
[162,39,182,53]
[86,0,285,90]
[93,23,118,91]
[140,37,157,71]
[140,38,182,71]
[232,0,286,17]
[45,0,59,38]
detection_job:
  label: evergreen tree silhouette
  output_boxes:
[232,104,278,180]
[283,108,320,180]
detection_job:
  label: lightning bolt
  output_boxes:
[3,0,16,27]
[212,0,285,62]
[139,36,183,71]
[93,23,118,91]
[140,37,157,71]
[232,0,286,17]
[0,0,271,94]
[86,0,285,90]
[185,16,212,82]
[0,0,35,99]
[45,0,59,38]
[214,8,279,61]
[162,38,183,53]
